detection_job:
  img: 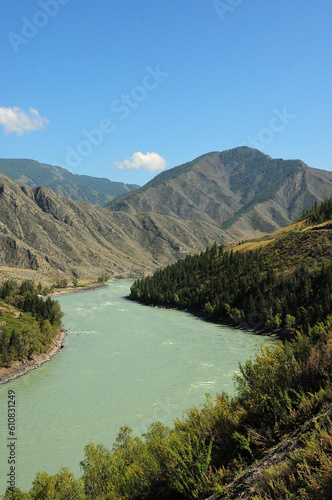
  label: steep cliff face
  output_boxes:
[108,147,332,239]
[0,173,229,278]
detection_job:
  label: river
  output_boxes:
[0,280,272,493]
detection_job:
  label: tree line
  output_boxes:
[302,196,332,225]
[130,238,332,334]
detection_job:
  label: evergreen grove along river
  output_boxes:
[0,280,273,493]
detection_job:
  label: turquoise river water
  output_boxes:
[0,280,272,493]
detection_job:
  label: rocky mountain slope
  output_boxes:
[108,147,332,240]
[0,159,139,206]
[1,147,332,279]
[0,172,228,278]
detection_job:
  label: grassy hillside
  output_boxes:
[3,198,332,499]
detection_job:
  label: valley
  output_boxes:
[0,150,331,499]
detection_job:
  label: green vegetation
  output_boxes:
[251,417,332,499]
[130,231,332,333]
[4,323,331,499]
[2,198,332,499]
[54,278,68,289]
[97,274,110,283]
[0,280,62,367]
[301,196,332,225]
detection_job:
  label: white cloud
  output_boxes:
[115,151,167,172]
[0,107,49,135]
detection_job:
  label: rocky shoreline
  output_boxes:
[0,328,67,386]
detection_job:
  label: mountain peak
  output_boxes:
[108,147,332,240]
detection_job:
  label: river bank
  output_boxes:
[48,282,108,297]
[0,283,110,386]
[0,328,67,386]
[126,296,292,342]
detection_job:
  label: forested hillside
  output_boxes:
[302,196,332,225]
[130,225,332,335]
[0,280,62,367]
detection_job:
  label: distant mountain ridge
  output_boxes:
[108,147,332,240]
[0,171,228,278]
[1,147,332,278]
[0,159,140,206]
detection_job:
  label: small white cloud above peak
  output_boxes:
[0,106,49,135]
[115,152,167,172]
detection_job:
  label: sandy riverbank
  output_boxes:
[48,282,108,298]
[0,328,67,386]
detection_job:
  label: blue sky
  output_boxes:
[0,0,331,186]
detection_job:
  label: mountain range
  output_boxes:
[0,159,139,206]
[1,147,332,279]
[0,172,227,279]
[108,147,332,240]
